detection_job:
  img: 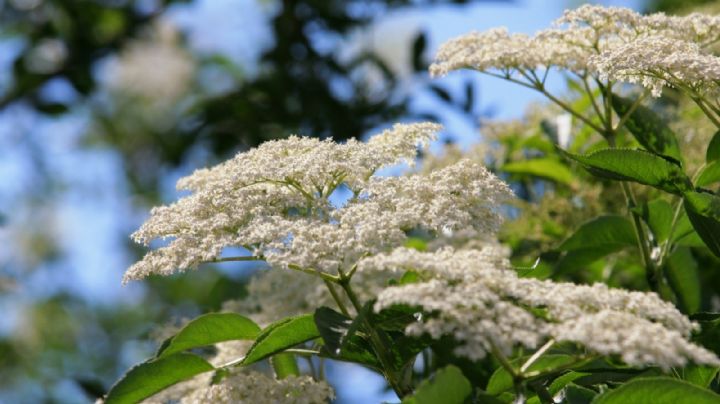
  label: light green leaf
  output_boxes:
[592,377,720,404]
[559,148,692,195]
[487,354,576,395]
[696,161,720,187]
[502,158,576,185]
[707,130,720,162]
[559,215,637,252]
[611,95,682,162]
[157,313,260,358]
[105,353,214,404]
[270,353,300,379]
[403,365,472,404]
[242,314,319,366]
[683,191,720,257]
[665,247,701,314]
[680,365,719,388]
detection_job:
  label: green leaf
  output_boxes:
[707,130,720,162]
[403,365,472,404]
[157,313,260,358]
[690,312,720,355]
[527,371,591,404]
[559,148,692,195]
[683,191,720,257]
[665,247,701,314]
[313,306,381,371]
[487,354,576,395]
[242,314,319,366]
[502,158,576,185]
[640,199,674,243]
[566,383,598,404]
[680,365,719,388]
[591,377,720,404]
[611,94,682,162]
[105,353,214,404]
[696,161,720,187]
[559,215,637,251]
[270,353,300,379]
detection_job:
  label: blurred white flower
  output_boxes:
[106,19,195,103]
[24,38,67,74]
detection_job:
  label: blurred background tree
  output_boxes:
[0,0,500,402]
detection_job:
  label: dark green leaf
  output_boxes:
[242,314,319,366]
[665,247,701,314]
[270,353,300,379]
[157,313,260,358]
[592,377,720,404]
[487,354,576,395]
[559,148,692,195]
[690,312,720,355]
[707,130,720,162]
[403,365,472,404]
[672,210,706,247]
[314,306,382,371]
[640,199,674,243]
[566,383,597,404]
[611,94,682,162]
[502,158,575,185]
[428,84,452,103]
[412,32,427,72]
[463,80,475,113]
[696,161,720,187]
[527,371,591,404]
[559,215,637,251]
[683,191,720,257]
[105,354,214,404]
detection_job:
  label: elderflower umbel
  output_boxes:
[360,246,719,370]
[124,122,513,283]
[430,4,720,97]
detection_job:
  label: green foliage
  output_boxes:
[402,366,472,404]
[104,353,214,404]
[611,94,683,162]
[270,353,301,379]
[592,377,720,404]
[486,354,577,395]
[679,365,720,388]
[696,162,720,187]
[156,313,260,358]
[558,215,637,252]
[665,247,702,313]
[559,148,693,195]
[683,192,720,257]
[502,158,576,186]
[707,130,720,163]
[241,314,319,366]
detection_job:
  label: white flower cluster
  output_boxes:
[360,246,719,370]
[430,4,720,97]
[180,373,334,404]
[124,122,513,283]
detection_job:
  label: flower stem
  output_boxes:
[337,274,412,398]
